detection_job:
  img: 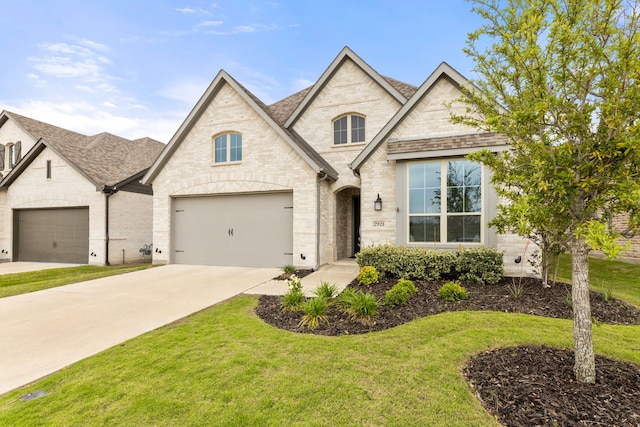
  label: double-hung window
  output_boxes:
[214,133,242,164]
[333,114,365,145]
[409,159,482,243]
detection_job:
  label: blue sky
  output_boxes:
[0,1,483,142]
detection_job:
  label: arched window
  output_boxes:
[333,114,365,145]
[213,133,242,164]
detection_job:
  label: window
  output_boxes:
[408,159,482,243]
[213,133,242,164]
[46,160,52,179]
[333,114,365,145]
[7,144,14,169]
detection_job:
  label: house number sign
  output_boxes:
[373,221,385,227]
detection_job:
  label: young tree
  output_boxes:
[453,0,640,383]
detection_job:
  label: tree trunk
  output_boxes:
[570,236,595,383]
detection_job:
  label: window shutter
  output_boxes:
[0,144,5,171]
[14,141,21,163]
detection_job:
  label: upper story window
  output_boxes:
[0,141,21,171]
[408,159,482,244]
[8,144,15,169]
[333,114,365,145]
[213,133,242,164]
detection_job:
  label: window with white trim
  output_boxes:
[213,133,242,164]
[7,143,15,169]
[408,159,482,243]
[333,114,365,145]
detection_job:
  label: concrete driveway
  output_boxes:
[0,264,279,396]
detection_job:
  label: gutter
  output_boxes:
[102,185,118,266]
[315,171,330,270]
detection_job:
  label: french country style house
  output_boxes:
[144,46,532,274]
[0,110,164,265]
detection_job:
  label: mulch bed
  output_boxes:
[254,276,640,426]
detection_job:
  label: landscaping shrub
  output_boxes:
[298,296,329,329]
[436,281,469,302]
[342,290,378,325]
[281,275,305,312]
[314,281,339,299]
[384,279,417,307]
[357,244,503,282]
[357,266,379,286]
[337,287,357,310]
[454,247,504,284]
[281,264,296,275]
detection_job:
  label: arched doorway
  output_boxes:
[335,187,360,259]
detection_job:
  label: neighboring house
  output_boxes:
[0,110,164,265]
[143,46,531,274]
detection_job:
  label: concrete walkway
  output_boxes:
[245,258,359,296]
[0,264,279,396]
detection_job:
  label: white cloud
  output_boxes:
[158,78,211,105]
[4,99,181,142]
[28,40,114,83]
[290,78,314,92]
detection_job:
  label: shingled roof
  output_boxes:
[4,111,164,187]
[267,76,417,126]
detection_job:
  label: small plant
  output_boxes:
[298,297,329,329]
[384,279,417,307]
[357,266,379,286]
[436,281,469,302]
[507,278,525,300]
[344,290,379,325]
[597,281,614,303]
[281,275,305,312]
[564,287,573,309]
[337,287,357,310]
[281,264,296,276]
[314,281,339,299]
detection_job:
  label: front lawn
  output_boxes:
[556,254,640,307]
[0,294,638,426]
[0,264,153,298]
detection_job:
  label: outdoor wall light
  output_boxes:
[374,194,383,211]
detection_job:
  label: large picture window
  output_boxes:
[408,159,482,243]
[213,133,242,164]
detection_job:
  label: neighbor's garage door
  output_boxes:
[14,207,90,264]
[172,192,293,267]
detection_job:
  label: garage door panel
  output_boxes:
[172,193,293,267]
[15,208,90,264]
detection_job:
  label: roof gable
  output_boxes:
[283,46,411,129]
[0,111,164,189]
[350,62,475,171]
[143,70,338,184]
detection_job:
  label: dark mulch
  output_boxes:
[273,269,314,281]
[254,276,640,426]
[256,277,639,336]
[464,346,640,426]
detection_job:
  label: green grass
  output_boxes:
[556,254,640,307]
[0,295,638,426]
[0,264,153,298]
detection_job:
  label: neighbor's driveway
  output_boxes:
[0,264,279,396]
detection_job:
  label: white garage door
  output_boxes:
[172,192,293,267]
[14,207,90,264]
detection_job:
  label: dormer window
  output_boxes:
[333,114,365,145]
[213,132,242,164]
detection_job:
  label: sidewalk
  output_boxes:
[244,259,359,296]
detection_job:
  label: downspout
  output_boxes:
[316,171,329,271]
[102,185,118,266]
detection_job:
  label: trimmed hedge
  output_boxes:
[356,245,503,284]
